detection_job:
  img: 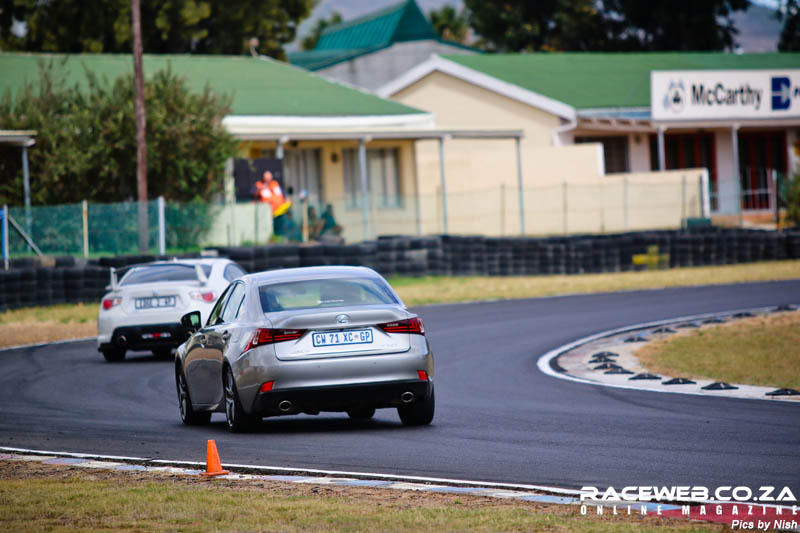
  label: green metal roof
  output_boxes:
[289,0,466,71]
[443,52,800,109]
[0,52,424,116]
[316,0,436,51]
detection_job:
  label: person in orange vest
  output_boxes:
[253,171,292,237]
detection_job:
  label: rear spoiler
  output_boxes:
[107,267,119,291]
[194,263,209,286]
[104,262,208,291]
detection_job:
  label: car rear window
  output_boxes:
[259,278,399,313]
[121,264,212,286]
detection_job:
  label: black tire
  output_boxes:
[101,348,126,362]
[398,387,435,426]
[175,366,211,425]
[152,347,172,360]
[223,367,259,433]
[347,407,376,420]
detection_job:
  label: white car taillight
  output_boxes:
[190,291,216,303]
[102,297,121,310]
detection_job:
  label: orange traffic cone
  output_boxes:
[201,439,230,477]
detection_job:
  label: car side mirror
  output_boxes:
[181,311,202,333]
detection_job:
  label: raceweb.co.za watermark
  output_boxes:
[578,486,798,529]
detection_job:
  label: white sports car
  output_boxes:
[97,258,246,362]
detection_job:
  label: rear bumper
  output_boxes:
[252,379,432,417]
[98,323,185,352]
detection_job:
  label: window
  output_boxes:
[259,278,399,313]
[575,136,629,173]
[343,148,402,208]
[207,284,233,326]
[220,283,246,324]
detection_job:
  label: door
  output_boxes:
[185,284,234,406]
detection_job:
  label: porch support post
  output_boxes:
[358,137,370,240]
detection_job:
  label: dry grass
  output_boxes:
[0,460,721,532]
[637,311,800,390]
[0,303,97,349]
[391,260,800,306]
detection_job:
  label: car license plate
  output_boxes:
[135,296,176,310]
[312,329,373,347]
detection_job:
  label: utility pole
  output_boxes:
[131,0,148,253]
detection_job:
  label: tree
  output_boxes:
[0,0,314,59]
[429,5,469,45]
[605,0,749,51]
[300,11,342,51]
[463,0,749,52]
[778,0,800,50]
[0,61,237,206]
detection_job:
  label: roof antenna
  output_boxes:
[248,37,260,57]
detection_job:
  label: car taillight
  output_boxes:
[378,317,425,335]
[190,291,216,303]
[243,328,306,352]
[102,297,121,310]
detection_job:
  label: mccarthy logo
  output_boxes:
[690,82,763,110]
[771,76,800,111]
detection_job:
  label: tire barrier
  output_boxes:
[1,227,800,311]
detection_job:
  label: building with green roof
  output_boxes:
[379,52,800,218]
[288,0,475,92]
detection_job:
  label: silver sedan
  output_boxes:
[174,266,435,432]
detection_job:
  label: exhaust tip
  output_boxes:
[115,335,127,348]
[400,391,414,404]
[278,400,292,412]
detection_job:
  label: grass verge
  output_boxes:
[0,460,720,532]
[390,260,800,306]
[637,311,800,390]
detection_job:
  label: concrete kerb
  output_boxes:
[536,304,800,402]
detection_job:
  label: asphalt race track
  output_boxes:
[2,281,799,496]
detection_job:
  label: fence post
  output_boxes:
[438,136,449,235]
[681,174,687,228]
[22,144,32,237]
[700,169,711,219]
[623,176,629,229]
[562,181,568,235]
[2,205,7,270]
[515,136,525,236]
[500,183,506,236]
[157,196,166,255]
[82,200,89,258]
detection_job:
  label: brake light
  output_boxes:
[190,291,216,303]
[102,297,121,310]
[378,317,425,335]
[243,328,306,352]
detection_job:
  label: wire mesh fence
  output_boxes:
[3,172,710,258]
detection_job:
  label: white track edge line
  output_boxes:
[0,445,582,496]
[4,445,795,509]
[536,304,800,402]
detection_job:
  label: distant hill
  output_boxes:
[290,0,780,53]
